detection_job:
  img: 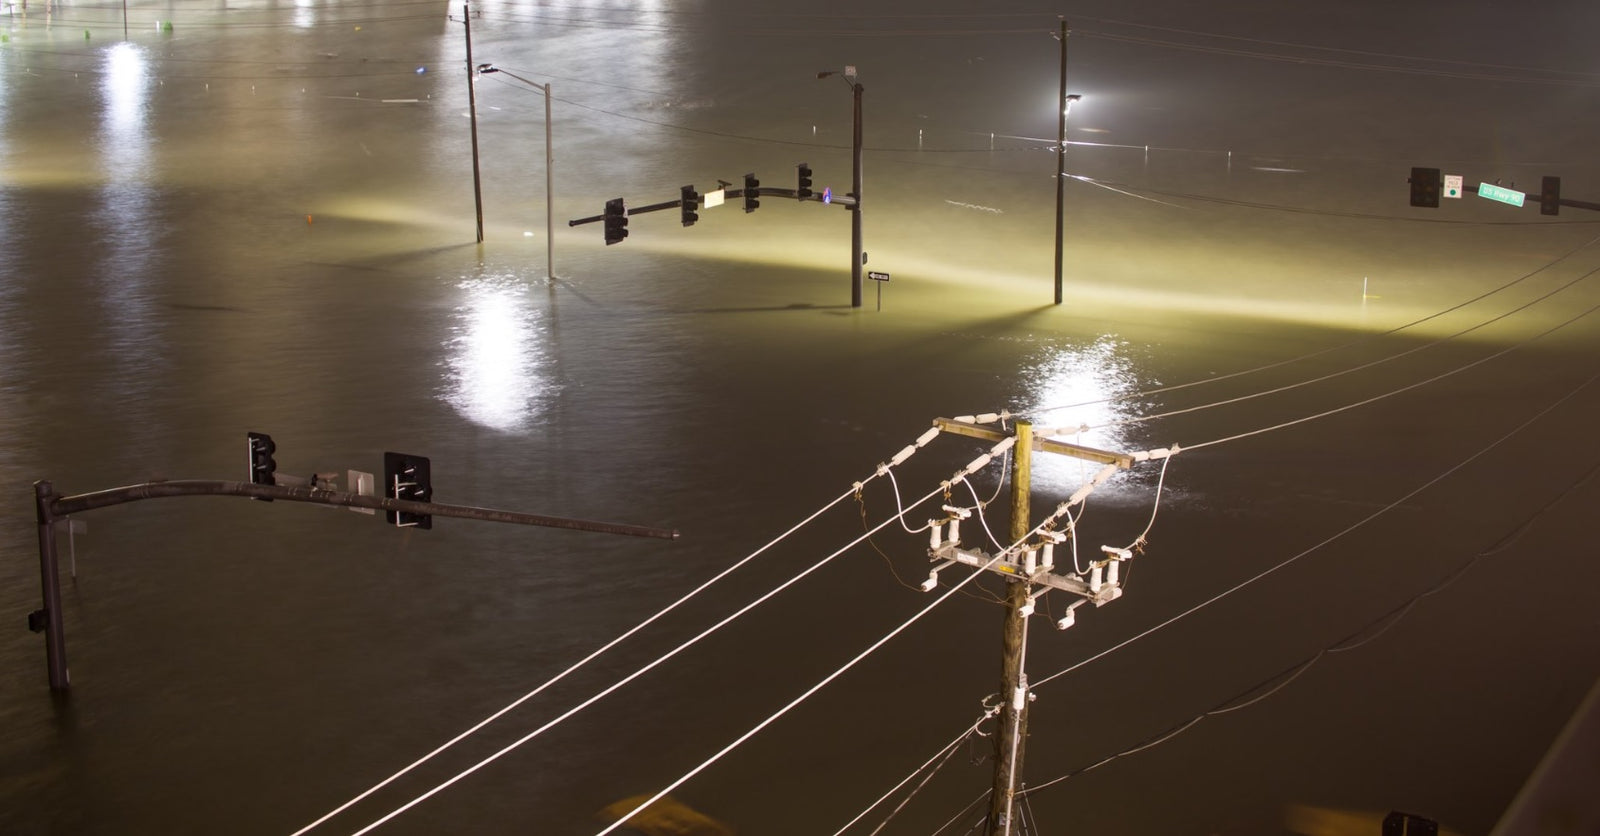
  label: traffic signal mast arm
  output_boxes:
[567,180,855,227]
[40,478,679,540]
[1410,169,1600,215]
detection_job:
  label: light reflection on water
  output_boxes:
[96,42,164,387]
[1017,334,1153,499]
[441,271,553,432]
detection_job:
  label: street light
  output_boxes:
[818,66,864,309]
[477,63,556,281]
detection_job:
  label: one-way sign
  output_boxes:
[867,271,890,282]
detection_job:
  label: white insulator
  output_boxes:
[929,523,943,549]
[953,415,976,424]
[1107,560,1120,586]
[1011,684,1027,712]
[919,574,938,592]
[1018,601,1034,618]
[975,412,1000,424]
[1023,549,1037,575]
[1040,542,1055,570]
[992,436,1017,454]
[1089,564,1103,592]
[963,452,992,474]
[916,426,941,447]
[1055,610,1076,631]
[888,444,917,468]
[948,518,960,545]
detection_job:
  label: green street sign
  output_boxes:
[1478,183,1526,207]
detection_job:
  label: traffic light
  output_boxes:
[743,173,760,213]
[603,198,628,245]
[1408,167,1440,208]
[247,431,276,501]
[383,451,432,529]
[796,162,813,199]
[681,185,700,227]
[1540,175,1561,216]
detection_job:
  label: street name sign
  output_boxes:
[1478,183,1525,207]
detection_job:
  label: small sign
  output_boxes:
[868,271,890,282]
[822,186,832,205]
[1443,174,1463,199]
[1478,182,1525,207]
[704,188,725,209]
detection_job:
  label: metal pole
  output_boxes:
[1053,19,1068,306]
[851,81,864,309]
[990,422,1033,833]
[464,3,485,243]
[544,82,554,279]
[34,481,69,691]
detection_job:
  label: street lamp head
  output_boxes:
[817,66,858,83]
[1063,93,1081,117]
[477,63,498,74]
[1065,93,1082,103]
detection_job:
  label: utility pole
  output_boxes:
[922,417,1152,835]
[990,421,1034,834]
[463,2,485,243]
[1053,19,1068,306]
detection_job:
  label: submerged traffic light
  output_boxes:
[603,198,628,245]
[383,451,433,529]
[796,162,813,199]
[1540,176,1561,216]
[247,431,276,501]
[1408,167,1440,208]
[743,173,760,212]
[681,185,700,226]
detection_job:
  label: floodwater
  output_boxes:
[2,2,1597,835]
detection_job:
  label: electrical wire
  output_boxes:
[1021,230,1600,426]
[1020,453,1599,797]
[1182,298,1600,453]
[293,428,949,834]
[1032,369,1599,692]
[346,437,1015,835]
[592,555,1009,836]
[828,705,998,836]
[929,788,992,836]
[1085,263,1600,437]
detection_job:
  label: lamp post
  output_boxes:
[478,64,556,280]
[818,67,864,309]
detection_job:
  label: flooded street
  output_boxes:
[2,2,1597,834]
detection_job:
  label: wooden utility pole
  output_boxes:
[989,421,1033,834]
[929,416,1142,834]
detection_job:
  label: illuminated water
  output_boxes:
[2,3,1598,835]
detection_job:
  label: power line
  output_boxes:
[592,551,1010,836]
[1031,367,1600,692]
[1018,454,1599,797]
[343,466,981,834]
[1022,230,1600,423]
[292,427,949,834]
[1076,263,1600,436]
